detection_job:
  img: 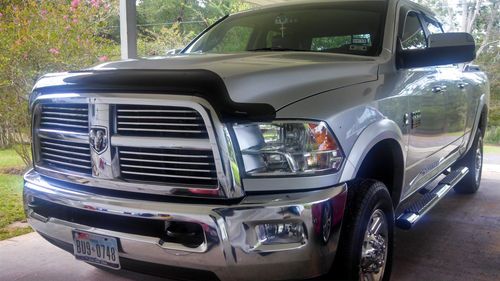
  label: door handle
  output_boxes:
[432,86,446,93]
[457,82,469,89]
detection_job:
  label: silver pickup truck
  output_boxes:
[24,0,489,280]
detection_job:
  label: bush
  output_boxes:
[485,127,500,145]
[0,0,120,164]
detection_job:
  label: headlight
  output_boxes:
[232,121,343,176]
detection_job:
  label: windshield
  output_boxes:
[185,1,387,56]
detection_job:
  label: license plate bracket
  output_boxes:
[72,230,121,270]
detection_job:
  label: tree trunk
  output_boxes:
[476,1,499,57]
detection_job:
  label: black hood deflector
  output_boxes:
[33,69,276,122]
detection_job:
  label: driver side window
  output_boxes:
[401,12,427,50]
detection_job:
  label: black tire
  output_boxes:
[453,129,483,194]
[330,180,394,281]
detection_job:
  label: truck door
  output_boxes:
[400,11,449,193]
[423,17,468,155]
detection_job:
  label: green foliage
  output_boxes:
[0,0,120,163]
[135,0,253,57]
[0,148,26,169]
[0,174,31,240]
[485,126,500,145]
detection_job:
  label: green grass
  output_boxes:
[0,148,26,169]
[485,127,500,145]
[485,145,500,154]
[0,174,32,240]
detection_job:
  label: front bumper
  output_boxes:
[24,169,347,281]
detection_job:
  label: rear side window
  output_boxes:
[401,12,426,50]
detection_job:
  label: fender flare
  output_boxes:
[464,94,487,154]
[339,118,406,183]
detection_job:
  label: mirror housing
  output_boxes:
[166,48,182,55]
[397,32,475,69]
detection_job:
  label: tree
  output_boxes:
[0,0,119,164]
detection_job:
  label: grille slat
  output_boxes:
[43,111,88,117]
[121,171,217,181]
[39,122,88,129]
[121,164,215,173]
[40,104,89,133]
[42,117,88,123]
[118,116,200,120]
[41,147,90,157]
[119,147,218,187]
[40,140,90,151]
[116,105,208,138]
[118,122,204,127]
[38,103,91,175]
[120,157,213,166]
[44,158,91,170]
[42,152,91,164]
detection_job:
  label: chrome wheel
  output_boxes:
[475,136,483,185]
[360,209,388,281]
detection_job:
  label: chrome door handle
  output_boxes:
[457,82,468,89]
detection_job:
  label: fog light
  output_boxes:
[256,222,305,245]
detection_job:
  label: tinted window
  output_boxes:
[401,12,426,50]
[311,34,372,51]
[426,19,443,34]
[214,26,253,53]
[186,2,387,56]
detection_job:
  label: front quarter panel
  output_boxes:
[277,80,408,186]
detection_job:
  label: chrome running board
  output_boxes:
[396,167,469,230]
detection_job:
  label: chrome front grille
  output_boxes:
[38,104,91,175]
[118,147,218,187]
[32,95,243,199]
[39,137,92,174]
[116,105,208,138]
[40,104,89,133]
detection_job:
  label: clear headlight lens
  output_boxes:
[233,121,343,176]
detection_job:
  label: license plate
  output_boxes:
[72,230,120,269]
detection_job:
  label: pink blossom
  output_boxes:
[72,18,78,23]
[90,0,101,8]
[0,13,3,18]
[41,9,48,16]
[65,25,71,31]
[63,15,68,20]
[49,48,60,55]
[98,56,109,62]
[71,0,80,8]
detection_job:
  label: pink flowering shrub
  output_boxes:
[0,0,119,160]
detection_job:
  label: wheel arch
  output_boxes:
[340,119,406,208]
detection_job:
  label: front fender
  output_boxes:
[339,119,406,183]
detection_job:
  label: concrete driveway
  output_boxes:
[1,159,499,281]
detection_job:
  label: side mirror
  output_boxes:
[464,64,481,72]
[166,48,182,55]
[398,32,475,69]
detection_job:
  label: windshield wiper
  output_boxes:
[248,47,310,52]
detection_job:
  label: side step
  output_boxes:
[396,167,469,230]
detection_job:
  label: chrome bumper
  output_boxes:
[24,169,347,281]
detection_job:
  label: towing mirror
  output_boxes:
[398,32,475,69]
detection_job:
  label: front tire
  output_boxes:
[332,180,394,281]
[454,129,483,194]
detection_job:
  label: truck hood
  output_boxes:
[91,52,379,110]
